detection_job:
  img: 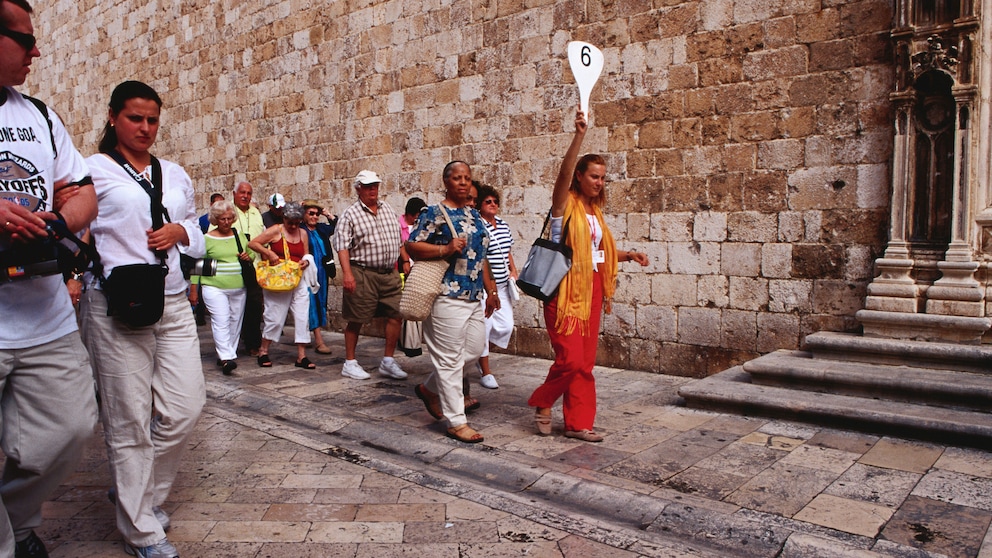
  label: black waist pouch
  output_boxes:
[103,263,167,327]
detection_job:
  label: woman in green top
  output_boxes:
[190,200,250,374]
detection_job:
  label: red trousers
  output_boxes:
[527,272,603,432]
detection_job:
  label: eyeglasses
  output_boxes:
[483,199,499,205]
[0,26,36,51]
[306,211,319,216]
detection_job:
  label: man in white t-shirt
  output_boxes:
[0,1,99,556]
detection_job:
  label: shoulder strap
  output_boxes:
[103,150,168,263]
[232,227,244,253]
[23,94,57,157]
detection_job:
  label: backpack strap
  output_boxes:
[23,94,57,157]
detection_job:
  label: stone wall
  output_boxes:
[30,0,895,377]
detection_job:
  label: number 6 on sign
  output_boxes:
[567,41,604,116]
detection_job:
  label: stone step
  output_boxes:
[678,366,992,448]
[804,331,992,374]
[743,350,992,412]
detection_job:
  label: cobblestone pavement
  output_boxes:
[32,326,992,557]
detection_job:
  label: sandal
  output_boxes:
[464,396,481,412]
[414,384,443,420]
[564,429,604,442]
[295,357,316,369]
[314,345,333,354]
[221,360,237,375]
[446,424,484,444]
[257,354,272,367]
[534,409,552,436]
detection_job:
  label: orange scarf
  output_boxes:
[553,193,617,335]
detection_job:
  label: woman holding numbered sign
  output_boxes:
[528,109,648,442]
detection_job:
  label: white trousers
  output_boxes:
[201,285,246,360]
[0,332,97,554]
[423,297,486,427]
[80,291,205,547]
[261,283,310,344]
[481,281,514,356]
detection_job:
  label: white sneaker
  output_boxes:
[378,358,408,379]
[479,373,499,389]
[341,360,370,380]
[125,538,179,558]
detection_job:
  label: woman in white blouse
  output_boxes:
[79,81,205,558]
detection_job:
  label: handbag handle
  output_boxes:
[539,209,570,248]
[436,204,458,255]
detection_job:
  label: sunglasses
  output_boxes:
[306,211,319,216]
[0,26,36,51]
[483,199,499,205]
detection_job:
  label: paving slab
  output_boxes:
[14,327,992,557]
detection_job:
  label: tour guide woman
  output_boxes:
[529,109,648,442]
[80,80,205,558]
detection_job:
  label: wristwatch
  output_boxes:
[69,270,84,282]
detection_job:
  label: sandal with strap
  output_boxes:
[257,354,272,367]
[295,357,316,369]
[414,384,443,420]
[446,424,484,444]
[534,409,552,436]
[464,396,481,412]
[564,429,604,442]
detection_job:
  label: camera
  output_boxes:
[0,220,78,283]
[180,254,216,279]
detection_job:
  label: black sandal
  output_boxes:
[257,354,272,367]
[221,360,237,375]
[295,357,316,369]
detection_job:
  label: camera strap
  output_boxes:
[104,150,169,268]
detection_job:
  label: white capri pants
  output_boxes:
[201,285,246,361]
[261,282,310,344]
[481,280,514,356]
[423,296,486,427]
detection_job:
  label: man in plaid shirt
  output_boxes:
[332,170,409,381]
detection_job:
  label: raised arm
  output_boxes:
[551,109,588,218]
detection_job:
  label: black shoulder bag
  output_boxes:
[232,227,261,296]
[99,151,169,327]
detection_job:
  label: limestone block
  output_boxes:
[730,111,778,142]
[729,276,769,311]
[757,312,801,352]
[856,163,888,209]
[678,307,722,347]
[757,139,804,170]
[769,279,813,313]
[614,273,652,305]
[743,46,808,81]
[700,0,733,31]
[651,212,693,242]
[722,243,761,277]
[669,241,721,275]
[812,280,867,315]
[724,143,756,172]
[728,211,777,242]
[636,305,678,342]
[787,166,858,210]
[628,337,662,372]
[778,212,804,242]
[694,212,728,242]
[722,309,758,351]
[698,274,730,308]
[602,302,636,338]
[684,146,724,176]
[761,243,793,279]
[652,274,697,306]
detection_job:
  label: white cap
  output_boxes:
[354,170,381,187]
[267,193,286,208]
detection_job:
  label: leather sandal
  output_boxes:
[564,429,604,442]
[534,409,552,436]
[414,384,443,420]
[295,357,316,369]
[446,424,484,444]
[314,345,333,354]
[257,354,272,367]
[464,396,481,412]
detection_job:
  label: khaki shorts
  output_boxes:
[342,265,402,323]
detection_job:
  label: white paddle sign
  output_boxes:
[567,41,604,116]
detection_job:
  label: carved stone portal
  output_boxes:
[858,1,991,343]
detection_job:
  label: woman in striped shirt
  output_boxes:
[475,183,518,389]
